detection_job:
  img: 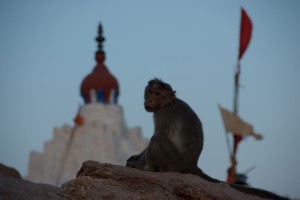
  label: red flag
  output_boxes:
[238,8,253,60]
[233,135,243,155]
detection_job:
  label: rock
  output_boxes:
[62,160,270,200]
[1,161,288,200]
[0,174,67,200]
[0,163,22,179]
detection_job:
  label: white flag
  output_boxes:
[219,106,262,140]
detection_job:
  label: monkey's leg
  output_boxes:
[146,133,183,172]
[145,135,162,171]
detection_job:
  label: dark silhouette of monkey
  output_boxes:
[127,78,288,200]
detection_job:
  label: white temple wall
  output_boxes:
[26,104,148,186]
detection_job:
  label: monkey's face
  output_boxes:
[144,87,175,112]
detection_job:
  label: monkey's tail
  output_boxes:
[196,168,288,200]
[229,184,290,200]
[195,167,220,183]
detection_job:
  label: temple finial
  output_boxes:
[96,23,105,54]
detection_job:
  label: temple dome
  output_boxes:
[80,24,119,104]
[80,53,119,104]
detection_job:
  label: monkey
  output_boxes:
[127,78,206,176]
[126,78,288,200]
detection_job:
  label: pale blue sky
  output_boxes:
[0,0,299,198]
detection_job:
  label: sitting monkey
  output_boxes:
[127,78,287,200]
[127,78,210,178]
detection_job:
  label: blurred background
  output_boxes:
[0,0,299,198]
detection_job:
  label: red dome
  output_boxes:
[80,53,119,104]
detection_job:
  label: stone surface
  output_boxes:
[0,172,67,200]
[26,104,148,186]
[1,162,289,200]
[0,163,22,179]
[62,160,270,200]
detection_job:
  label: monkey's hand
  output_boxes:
[126,154,146,170]
[126,154,141,163]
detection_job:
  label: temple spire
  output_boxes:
[96,23,105,55]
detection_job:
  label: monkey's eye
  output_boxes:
[149,90,160,95]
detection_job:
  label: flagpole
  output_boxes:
[226,7,252,183]
[232,61,240,159]
[233,62,240,115]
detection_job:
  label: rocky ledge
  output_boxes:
[0,161,288,200]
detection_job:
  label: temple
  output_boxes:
[26,24,148,186]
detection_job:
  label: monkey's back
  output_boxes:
[154,98,204,165]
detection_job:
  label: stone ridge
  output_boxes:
[62,160,268,200]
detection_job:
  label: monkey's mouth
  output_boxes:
[145,105,154,112]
